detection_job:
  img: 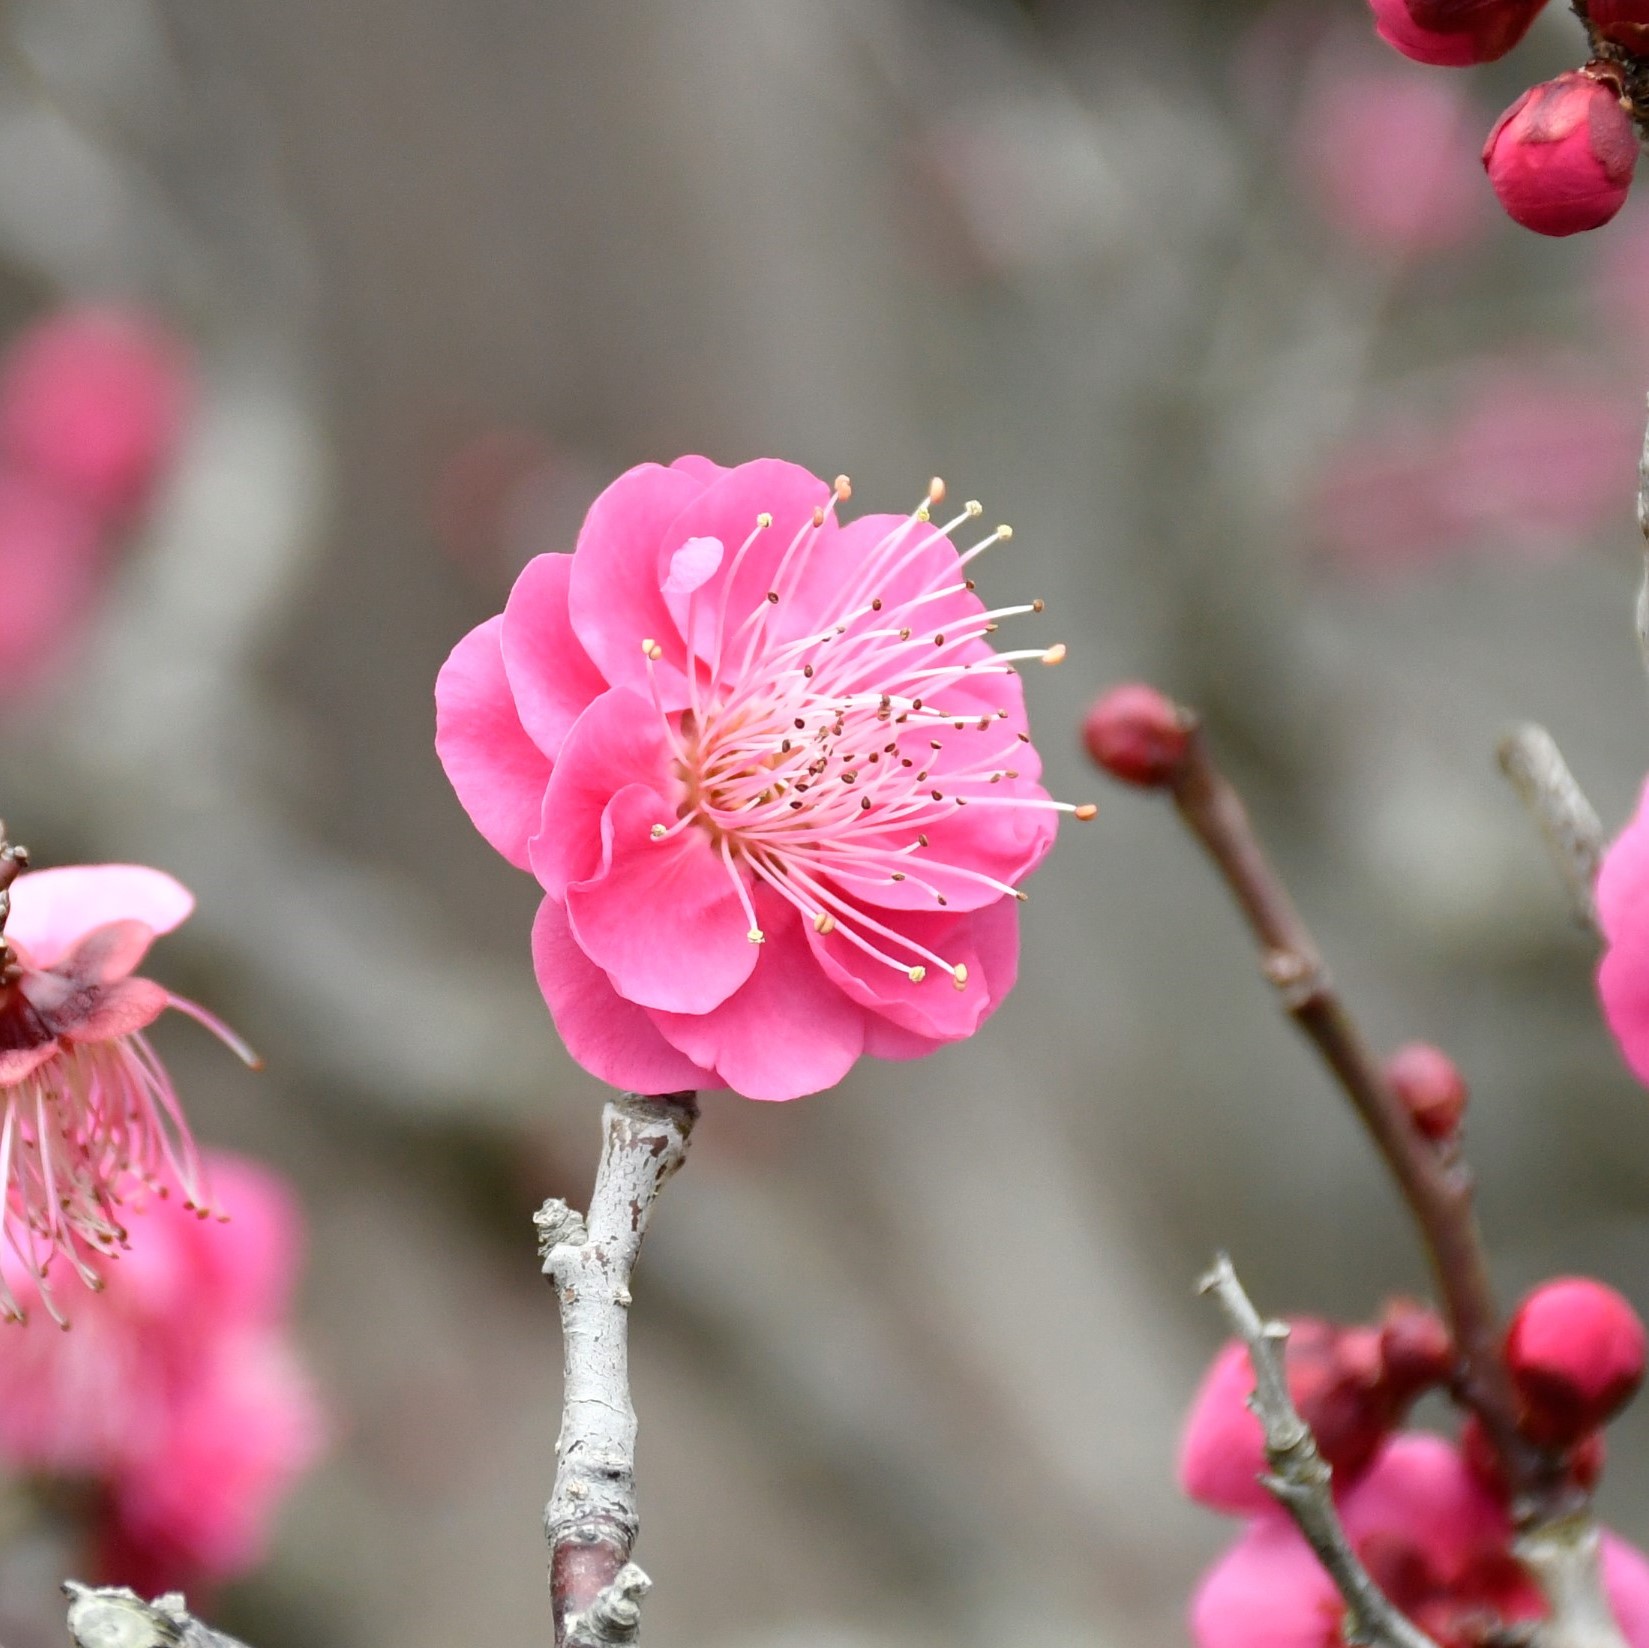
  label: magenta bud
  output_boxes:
[1385,1042,1469,1140]
[1506,1278,1647,1445]
[1082,683,1191,789]
[1367,0,1548,66]
[1590,1,1649,51]
[1483,71,1637,237]
[1379,1298,1454,1398]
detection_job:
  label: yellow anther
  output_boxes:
[650,824,667,841]
[813,911,836,934]
[965,499,983,517]
[916,505,931,523]
[997,524,1013,540]
[757,512,773,529]
[1074,803,1098,821]
[1041,643,1067,667]
[747,927,766,945]
[952,964,969,991]
[907,965,926,984]
[834,474,853,499]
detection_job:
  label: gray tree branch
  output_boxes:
[1496,724,1604,936]
[63,1582,253,1648]
[1198,1254,1440,1648]
[539,1091,699,1648]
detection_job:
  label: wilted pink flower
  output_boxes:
[1192,1435,1649,1648]
[1367,0,1547,66]
[0,862,256,1324]
[1483,72,1637,237]
[1598,781,1649,1088]
[1295,63,1488,258]
[0,306,192,528]
[0,1150,325,1590]
[437,457,1081,1101]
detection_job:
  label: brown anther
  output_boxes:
[937,894,949,906]
[834,474,852,499]
[1032,599,1044,613]
[891,872,906,881]
[811,506,826,527]
[934,634,945,646]
[767,590,780,604]
[803,664,815,678]
[917,833,929,847]
[859,796,871,811]
[871,597,883,611]
[899,628,912,641]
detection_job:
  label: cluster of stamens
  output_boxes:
[641,477,1094,991]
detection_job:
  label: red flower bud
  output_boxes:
[1460,1412,1607,1496]
[1590,1,1649,51]
[1385,1043,1469,1140]
[1505,1278,1646,1445]
[1082,683,1191,788]
[1379,1297,1454,1398]
[1483,72,1637,237]
[1368,0,1548,66]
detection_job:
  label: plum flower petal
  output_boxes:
[1599,778,1649,1085]
[0,1150,325,1590]
[0,862,252,1324]
[437,458,1083,1101]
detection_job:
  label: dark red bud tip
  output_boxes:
[1379,1297,1454,1398]
[1568,1430,1607,1494]
[1506,1278,1647,1445]
[1368,0,1547,66]
[1483,71,1637,238]
[1385,1042,1469,1141]
[1082,683,1192,789]
[1590,1,1649,51]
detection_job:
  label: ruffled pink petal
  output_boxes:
[1189,1515,1343,1648]
[651,894,867,1100]
[668,454,728,485]
[434,615,551,871]
[531,687,680,898]
[6,865,193,969]
[1604,1533,1649,1648]
[657,459,834,669]
[1338,1436,1506,1578]
[566,783,759,1015]
[1179,1337,1273,1515]
[567,461,710,702]
[808,898,1018,1041]
[531,896,713,1093]
[500,553,606,761]
[1599,779,1649,1085]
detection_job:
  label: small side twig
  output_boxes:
[1199,1255,1439,1648]
[1159,714,1572,1524]
[1497,725,1604,936]
[63,1582,254,1648]
[0,820,28,983]
[540,1091,699,1648]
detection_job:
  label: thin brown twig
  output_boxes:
[1161,716,1574,1526]
[1199,1255,1440,1648]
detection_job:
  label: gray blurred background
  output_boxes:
[4,0,1649,1643]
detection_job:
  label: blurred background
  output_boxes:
[2,0,1649,1643]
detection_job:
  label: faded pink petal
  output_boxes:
[652,895,867,1101]
[566,783,759,1014]
[6,864,193,968]
[1191,1514,1341,1648]
[1605,1534,1649,1648]
[434,615,552,870]
[1337,1434,1506,1577]
[1179,1337,1274,1515]
[500,552,606,761]
[531,896,713,1093]
[1600,778,1649,1086]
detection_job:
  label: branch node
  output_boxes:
[565,1562,653,1647]
[536,1198,589,1272]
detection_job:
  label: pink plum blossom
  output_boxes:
[0,1150,325,1591]
[1191,1435,1649,1648]
[0,862,257,1323]
[0,305,192,528]
[1294,62,1489,259]
[436,457,1079,1101]
[1597,781,1649,1087]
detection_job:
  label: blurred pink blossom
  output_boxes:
[0,863,257,1324]
[0,1150,325,1593]
[0,306,192,528]
[436,457,1069,1101]
[1598,779,1649,1088]
[1294,62,1489,258]
[1311,361,1641,571]
[0,467,105,687]
[1191,1435,1649,1648]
